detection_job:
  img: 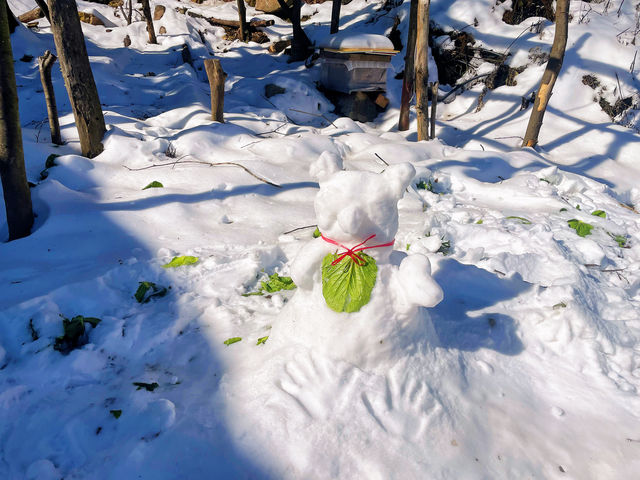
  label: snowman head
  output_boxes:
[314,163,416,249]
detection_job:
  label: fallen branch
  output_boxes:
[124,159,281,188]
[283,224,317,235]
[289,108,337,128]
[186,11,274,29]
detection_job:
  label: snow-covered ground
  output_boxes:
[2,0,640,478]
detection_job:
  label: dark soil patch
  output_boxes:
[431,29,477,86]
[599,96,634,120]
[499,0,555,25]
[582,74,600,89]
[485,64,526,89]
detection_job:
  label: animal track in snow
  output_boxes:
[361,374,443,442]
[275,350,359,420]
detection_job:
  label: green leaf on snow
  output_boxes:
[591,210,606,218]
[567,219,593,237]
[256,336,269,345]
[53,315,102,354]
[322,252,377,313]
[133,382,159,392]
[110,409,122,419]
[224,337,242,346]
[134,281,168,303]
[312,227,321,238]
[143,181,164,190]
[608,232,627,248]
[261,273,296,293]
[506,216,532,225]
[162,256,198,268]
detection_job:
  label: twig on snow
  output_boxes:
[282,224,317,235]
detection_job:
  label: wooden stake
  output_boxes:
[330,0,341,34]
[522,0,570,148]
[236,0,247,42]
[430,82,438,140]
[48,0,106,158]
[140,0,157,44]
[204,59,225,122]
[415,0,430,141]
[398,0,418,131]
[38,50,62,145]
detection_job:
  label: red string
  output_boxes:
[321,234,395,266]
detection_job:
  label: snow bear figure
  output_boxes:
[271,153,444,370]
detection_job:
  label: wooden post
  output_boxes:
[204,59,225,122]
[140,0,157,44]
[5,1,18,33]
[38,50,62,145]
[398,0,418,131]
[430,82,438,139]
[415,0,430,141]
[48,0,106,158]
[522,0,570,148]
[330,0,341,34]
[236,0,247,42]
[0,1,34,239]
[34,0,50,22]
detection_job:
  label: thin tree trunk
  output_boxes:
[330,0,341,34]
[430,81,438,139]
[5,1,18,33]
[140,0,157,44]
[0,1,34,240]
[204,59,225,123]
[236,0,247,42]
[415,0,430,141]
[277,0,311,61]
[522,0,570,148]
[398,0,417,131]
[38,50,61,145]
[34,0,51,23]
[48,0,106,158]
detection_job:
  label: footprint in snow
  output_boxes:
[361,375,443,442]
[275,350,358,420]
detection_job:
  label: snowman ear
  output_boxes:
[383,163,416,198]
[310,151,344,181]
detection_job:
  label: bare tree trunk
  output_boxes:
[34,0,51,22]
[236,0,247,42]
[38,50,62,145]
[140,0,157,44]
[48,0,106,158]
[277,0,311,61]
[398,0,417,131]
[415,0,430,141]
[0,1,34,240]
[430,81,438,139]
[204,59,225,123]
[5,1,18,33]
[522,0,570,148]
[330,0,341,34]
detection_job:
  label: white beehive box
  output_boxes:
[318,33,398,94]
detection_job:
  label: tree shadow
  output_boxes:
[431,258,530,355]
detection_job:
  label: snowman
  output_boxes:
[271,152,443,370]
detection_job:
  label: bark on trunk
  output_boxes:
[330,0,341,34]
[38,50,62,145]
[140,0,157,44]
[48,0,106,158]
[0,1,34,240]
[430,81,438,139]
[415,0,430,141]
[277,0,311,61]
[522,0,570,148]
[5,1,18,33]
[236,0,247,42]
[398,0,418,131]
[204,59,225,123]
[34,0,51,22]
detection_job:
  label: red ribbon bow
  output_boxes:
[321,233,395,266]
